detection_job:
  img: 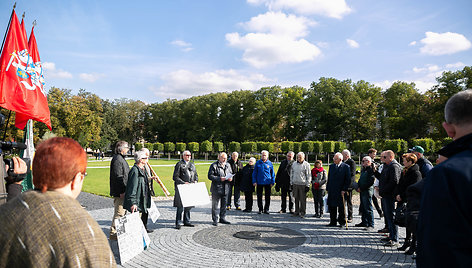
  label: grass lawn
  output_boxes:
[83,158,360,197]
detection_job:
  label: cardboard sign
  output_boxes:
[148,200,160,223]
[177,182,211,207]
[115,212,151,264]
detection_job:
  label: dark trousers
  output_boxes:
[226,183,241,208]
[256,184,271,212]
[212,192,227,223]
[372,195,383,216]
[141,211,149,229]
[360,191,374,227]
[176,206,191,226]
[329,204,346,225]
[280,187,294,212]
[381,197,398,241]
[243,191,253,211]
[313,189,325,215]
[344,190,353,220]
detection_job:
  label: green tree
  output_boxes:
[213,141,224,152]
[228,141,241,153]
[200,140,212,160]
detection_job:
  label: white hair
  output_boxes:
[342,149,351,158]
[287,151,294,156]
[261,150,269,155]
[182,150,191,156]
[248,157,256,165]
[363,156,372,162]
[297,152,305,158]
[134,150,147,163]
[232,151,239,157]
[141,148,150,155]
[219,152,227,158]
[334,152,344,161]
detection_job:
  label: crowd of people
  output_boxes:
[0,90,470,267]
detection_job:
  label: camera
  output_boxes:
[0,141,29,183]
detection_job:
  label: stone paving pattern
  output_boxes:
[81,193,416,268]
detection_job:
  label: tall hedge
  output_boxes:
[200,140,212,153]
[241,142,257,153]
[228,141,241,153]
[412,138,435,154]
[164,142,175,153]
[334,141,346,153]
[281,141,294,153]
[154,142,164,152]
[187,142,199,153]
[351,140,375,154]
[293,142,301,153]
[383,139,407,154]
[301,141,314,153]
[323,141,335,153]
[213,141,224,152]
[135,143,143,151]
[313,141,323,154]
[144,143,154,152]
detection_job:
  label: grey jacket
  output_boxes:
[290,161,312,187]
[208,161,232,196]
[173,160,198,207]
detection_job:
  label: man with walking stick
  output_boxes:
[326,152,351,227]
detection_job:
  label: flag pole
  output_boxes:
[0,3,16,56]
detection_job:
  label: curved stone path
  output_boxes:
[79,192,416,268]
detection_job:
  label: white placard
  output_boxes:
[177,182,211,207]
[148,200,160,223]
[115,212,151,264]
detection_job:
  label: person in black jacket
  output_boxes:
[417,89,472,267]
[173,150,198,229]
[240,157,256,212]
[342,149,356,222]
[226,152,243,210]
[378,150,402,246]
[208,152,232,226]
[355,156,376,229]
[326,153,351,227]
[275,151,295,213]
[109,141,130,240]
[395,153,422,254]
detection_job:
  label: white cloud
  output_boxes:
[346,39,359,48]
[419,31,471,55]
[374,80,393,90]
[79,73,104,82]
[241,11,316,38]
[152,69,272,99]
[226,11,321,68]
[412,64,440,73]
[445,62,465,69]
[247,0,352,19]
[171,39,194,52]
[409,41,416,46]
[42,62,73,79]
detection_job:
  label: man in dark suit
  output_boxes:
[342,149,356,222]
[326,152,351,227]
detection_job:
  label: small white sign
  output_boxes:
[177,182,211,207]
[148,200,160,223]
[115,212,151,264]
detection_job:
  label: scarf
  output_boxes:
[313,166,324,174]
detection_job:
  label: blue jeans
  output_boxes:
[212,192,227,223]
[360,190,374,227]
[176,206,191,226]
[226,183,241,208]
[381,196,398,241]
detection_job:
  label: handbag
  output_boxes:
[394,202,407,227]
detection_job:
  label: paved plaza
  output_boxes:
[80,193,416,268]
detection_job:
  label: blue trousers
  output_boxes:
[381,196,398,241]
[360,191,374,227]
[176,206,191,226]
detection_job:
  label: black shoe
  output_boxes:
[212,222,218,226]
[263,210,269,214]
[397,240,411,251]
[313,214,318,218]
[184,223,195,227]
[355,223,367,227]
[289,209,294,214]
[219,219,231,224]
[278,210,286,213]
[380,237,390,242]
[319,214,323,218]
[326,223,337,227]
[243,209,251,212]
[175,225,181,230]
[379,212,384,218]
[146,229,154,233]
[258,211,263,214]
[377,228,389,233]
[383,240,398,247]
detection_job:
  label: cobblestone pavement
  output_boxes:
[83,193,416,268]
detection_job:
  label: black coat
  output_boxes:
[240,164,255,192]
[275,159,294,190]
[395,164,421,202]
[208,161,232,196]
[227,158,243,186]
[109,154,130,197]
[378,160,401,198]
[417,133,472,268]
[344,158,357,190]
[172,160,198,207]
[326,162,351,207]
[405,179,424,233]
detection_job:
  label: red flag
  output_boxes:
[20,17,27,41]
[0,11,51,130]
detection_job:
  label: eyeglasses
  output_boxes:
[141,157,148,159]
[362,160,370,162]
[382,156,387,159]
[184,154,191,157]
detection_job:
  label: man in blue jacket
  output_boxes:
[252,150,275,214]
[326,152,351,227]
[417,89,472,267]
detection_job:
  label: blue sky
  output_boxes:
[1,0,471,103]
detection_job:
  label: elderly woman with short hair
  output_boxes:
[240,157,256,212]
[124,150,153,232]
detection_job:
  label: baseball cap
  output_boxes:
[410,145,425,154]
